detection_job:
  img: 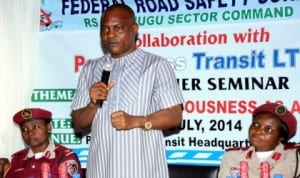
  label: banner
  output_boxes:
[36,0,300,167]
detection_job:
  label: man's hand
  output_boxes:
[89,82,113,104]
[111,111,137,130]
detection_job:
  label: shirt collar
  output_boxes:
[106,48,144,67]
[246,143,283,161]
[26,141,56,159]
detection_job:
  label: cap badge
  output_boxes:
[275,105,287,116]
[21,109,33,120]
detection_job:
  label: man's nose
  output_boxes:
[107,27,117,37]
[254,127,265,134]
[27,128,34,135]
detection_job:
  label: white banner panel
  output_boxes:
[35,0,300,167]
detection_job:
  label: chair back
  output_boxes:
[0,158,9,178]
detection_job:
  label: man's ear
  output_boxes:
[132,23,139,35]
[47,122,52,133]
[279,137,285,143]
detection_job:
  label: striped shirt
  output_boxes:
[71,48,184,178]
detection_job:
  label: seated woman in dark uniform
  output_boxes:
[4,108,83,178]
[218,102,300,178]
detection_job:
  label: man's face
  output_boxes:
[20,119,51,152]
[100,8,138,58]
[249,112,282,151]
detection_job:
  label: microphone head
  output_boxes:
[103,62,113,71]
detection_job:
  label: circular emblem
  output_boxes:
[275,105,287,116]
[21,109,33,120]
[65,159,79,176]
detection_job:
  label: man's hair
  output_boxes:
[101,4,136,24]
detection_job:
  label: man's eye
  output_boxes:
[264,127,273,133]
[114,25,125,32]
[33,125,40,129]
[21,127,28,132]
[101,27,109,33]
[251,122,259,127]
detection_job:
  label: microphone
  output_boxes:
[97,61,113,108]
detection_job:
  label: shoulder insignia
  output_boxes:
[54,144,75,156]
[65,159,79,176]
[284,142,300,150]
[12,149,28,156]
[65,151,74,156]
[225,146,249,152]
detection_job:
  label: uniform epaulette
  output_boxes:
[10,148,29,160]
[225,146,249,152]
[12,149,28,157]
[54,144,75,156]
[284,142,300,150]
